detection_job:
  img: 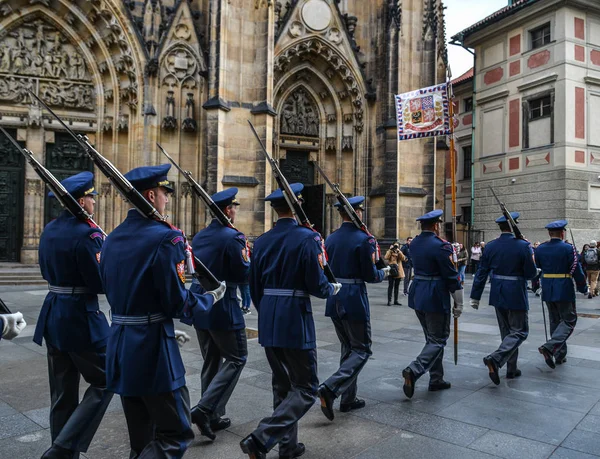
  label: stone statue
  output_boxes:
[280,88,319,137]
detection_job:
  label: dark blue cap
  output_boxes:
[495,212,520,224]
[124,164,174,193]
[416,209,443,222]
[212,188,240,208]
[545,219,568,230]
[334,196,365,210]
[265,183,304,206]
[48,171,98,199]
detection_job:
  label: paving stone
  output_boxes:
[438,391,585,445]
[350,401,488,447]
[352,430,498,459]
[468,430,556,459]
[478,375,600,413]
[561,429,600,457]
[0,401,18,418]
[575,414,600,434]
[0,429,51,459]
[549,447,600,458]
[0,413,45,440]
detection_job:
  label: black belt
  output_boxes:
[414,275,441,281]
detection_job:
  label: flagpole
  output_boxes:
[448,74,457,244]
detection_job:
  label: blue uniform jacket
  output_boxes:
[408,231,461,313]
[401,243,412,268]
[535,239,587,302]
[188,219,250,330]
[324,223,385,321]
[34,211,109,351]
[100,210,213,396]
[250,218,334,349]
[470,233,537,310]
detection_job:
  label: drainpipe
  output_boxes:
[449,35,476,238]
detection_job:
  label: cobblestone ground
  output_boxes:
[1,278,600,458]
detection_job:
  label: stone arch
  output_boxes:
[0,0,149,262]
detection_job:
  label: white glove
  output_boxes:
[382,266,391,278]
[0,312,26,340]
[451,289,464,308]
[470,298,480,310]
[451,289,464,319]
[536,268,542,276]
[207,281,226,303]
[174,330,191,348]
[453,303,463,319]
[331,283,342,296]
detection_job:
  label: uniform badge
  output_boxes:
[96,252,101,263]
[242,248,249,262]
[176,260,186,283]
[90,232,103,240]
[318,253,325,270]
[171,236,184,245]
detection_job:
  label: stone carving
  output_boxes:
[344,15,359,51]
[164,48,197,81]
[103,116,113,131]
[388,0,402,31]
[182,93,197,132]
[181,182,192,198]
[327,114,336,123]
[280,88,319,137]
[0,20,90,80]
[342,136,353,151]
[0,19,94,110]
[25,178,43,196]
[117,114,129,131]
[162,90,177,130]
[39,81,94,110]
[325,137,336,151]
[46,135,92,171]
[174,24,191,41]
[289,21,304,38]
[328,28,342,45]
[143,0,162,55]
[343,113,353,123]
[0,134,22,167]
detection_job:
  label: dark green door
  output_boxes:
[44,133,93,223]
[0,129,24,262]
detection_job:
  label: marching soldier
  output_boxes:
[239,183,341,459]
[0,312,26,341]
[402,210,463,399]
[34,172,113,459]
[100,164,225,458]
[317,196,388,420]
[470,212,537,384]
[535,220,587,368]
[187,188,250,440]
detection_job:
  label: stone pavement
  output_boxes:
[1,278,600,459]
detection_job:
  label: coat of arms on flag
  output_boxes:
[395,83,450,140]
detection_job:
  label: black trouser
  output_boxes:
[251,347,318,455]
[195,328,247,418]
[388,278,401,303]
[542,301,577,360]
[408,311,450,383]
[489,308,528,373]
[47,344,113,454]
[121,386,194,459]
[323,319,372,405]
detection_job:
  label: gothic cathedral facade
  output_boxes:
[0,0,447,263]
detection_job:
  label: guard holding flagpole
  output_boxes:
[401,210,463,399]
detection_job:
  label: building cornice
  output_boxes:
[477,90,509,106]
[584,76,600,86]
[517,74,559,92]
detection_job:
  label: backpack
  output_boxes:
[584,248,599,265]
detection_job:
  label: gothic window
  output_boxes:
[280,88,320,137]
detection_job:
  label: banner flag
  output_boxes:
[395,83,451,141]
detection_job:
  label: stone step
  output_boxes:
[0,280,47,286]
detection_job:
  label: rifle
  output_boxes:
[0,126,106,237]
[0,297,11,314]
[247,120,337,283]
[489,187,524,240]
[313,161,386,270]
[30,91,220,291]
[157,143,234,229]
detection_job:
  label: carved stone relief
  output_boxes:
[0,19,94,111]
[164,48,197,81]
[280,88,319,137]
